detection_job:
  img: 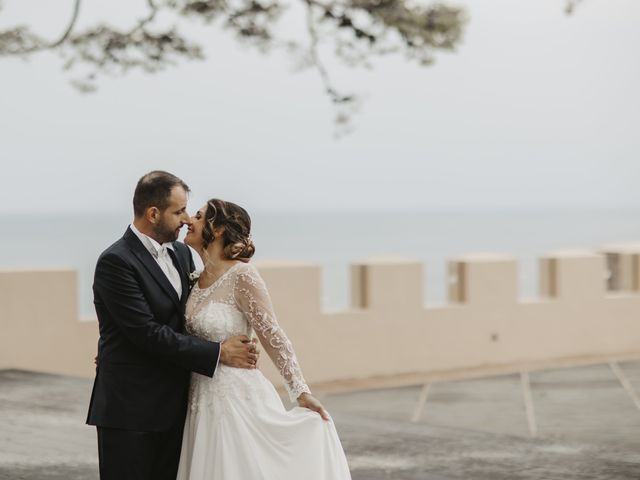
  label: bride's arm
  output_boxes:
[233,265,330,420]
[233,264,311,401]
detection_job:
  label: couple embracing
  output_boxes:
[86,171,351,479]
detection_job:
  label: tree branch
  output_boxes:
[303,0,359,136]
[133,0,160,33]
[0,0,468,133]
[303,0,352,103]
[49,0,82,48]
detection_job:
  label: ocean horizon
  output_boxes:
[2,208,639,317]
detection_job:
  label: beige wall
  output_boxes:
[0,269,97,377]
[2,245,640,388]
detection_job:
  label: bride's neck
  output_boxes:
[199,247,229,275]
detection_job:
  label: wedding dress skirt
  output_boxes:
[176,263,351,480]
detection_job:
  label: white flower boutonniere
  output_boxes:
[188,270,202,289]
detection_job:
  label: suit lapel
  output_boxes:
[123,228,181,310]
[167,245,190,308]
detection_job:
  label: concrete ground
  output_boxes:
[2,362,640,479]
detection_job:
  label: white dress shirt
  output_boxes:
[130,224,182,298]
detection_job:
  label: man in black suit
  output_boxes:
[87,171,258,480]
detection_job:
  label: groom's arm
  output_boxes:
[94,251,220,377]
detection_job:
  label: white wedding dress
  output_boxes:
[176,262,352,480]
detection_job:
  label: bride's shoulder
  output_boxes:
[234,262,260,278]
[233,262,266,286]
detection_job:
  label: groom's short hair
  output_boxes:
[133,170,190,218]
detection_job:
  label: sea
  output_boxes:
[1,208,639,317]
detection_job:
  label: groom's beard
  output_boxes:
[153,219,180,244]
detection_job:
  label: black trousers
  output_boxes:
[96,425,184,480]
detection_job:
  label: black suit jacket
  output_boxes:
[86,227,220,432]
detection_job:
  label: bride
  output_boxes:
[176,198,352,480]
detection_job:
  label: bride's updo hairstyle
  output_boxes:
[202,199,255,262]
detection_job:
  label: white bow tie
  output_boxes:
[157,244,171,259]
[154,244,182,297]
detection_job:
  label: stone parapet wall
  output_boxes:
[2,245,640,387]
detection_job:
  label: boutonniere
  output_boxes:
[188,270,202,290]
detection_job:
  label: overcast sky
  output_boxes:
[1,0,639,214]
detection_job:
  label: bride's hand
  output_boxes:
[297,393,330,421]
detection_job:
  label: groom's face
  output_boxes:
[153,186,191,243]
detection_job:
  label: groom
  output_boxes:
[86,171,258,480]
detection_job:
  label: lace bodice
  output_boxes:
[186,262,310,402]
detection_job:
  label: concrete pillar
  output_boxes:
[540,250,606,300]
[600,243,640,292]
[350,257,423,311]
[255,262,322,320]
[0,268,97,376]
[447,254,518,307]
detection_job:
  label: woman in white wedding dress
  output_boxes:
[177,199,352,480]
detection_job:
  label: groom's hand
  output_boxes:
[220,335,259,369]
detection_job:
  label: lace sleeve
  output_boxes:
[233,264,311,402]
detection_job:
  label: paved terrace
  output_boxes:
[2,361,640,479]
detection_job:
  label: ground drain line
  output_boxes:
[609,362,640,410]
[410,383,430,422]
[521,371,537,437]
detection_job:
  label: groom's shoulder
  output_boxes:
[97,235,132,263]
